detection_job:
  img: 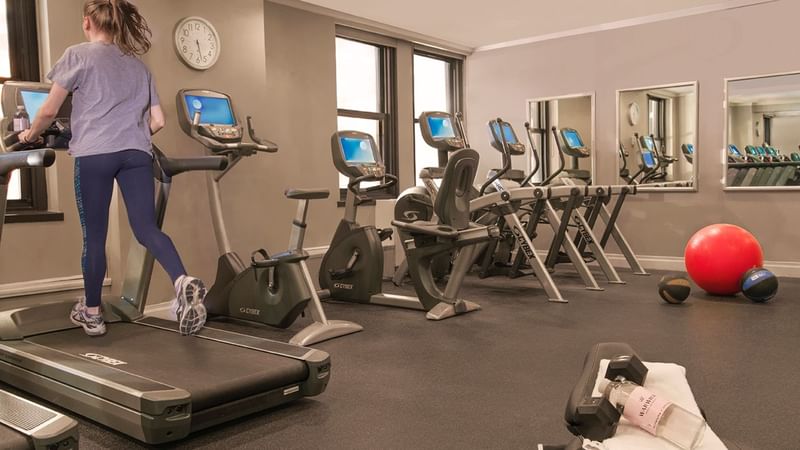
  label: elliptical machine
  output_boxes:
[177,89,362,345]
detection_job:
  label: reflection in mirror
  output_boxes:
[527,94,594,185]
[617,83,697,189]
[726,72,800,188]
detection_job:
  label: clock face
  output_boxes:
[175,17,221,70]
[628,102,640,126]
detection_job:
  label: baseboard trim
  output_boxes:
[0,276,112,299]
[603,253,800,278]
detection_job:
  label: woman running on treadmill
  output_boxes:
[18,0,207,337]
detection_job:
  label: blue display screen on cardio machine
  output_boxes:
[340,137,377,164]
[427,116,456,139]
[563,129,584,149]
[729,145,742,156]
[643,152,656,167]
[685,144,695,154]
[21,90,48,122]
[491,122,518,144]
[642,137,655,151]
[184,95,236,125]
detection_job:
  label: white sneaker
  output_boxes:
[70,302,107,337]
[174,276,207,336]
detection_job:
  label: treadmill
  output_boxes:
[0,81,331,445]
[0,146,79,450]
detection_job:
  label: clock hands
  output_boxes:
[196,39,202,54]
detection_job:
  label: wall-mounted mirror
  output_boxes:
[526,93,594,185]
[617,82,697,191]
[725,72,800,190]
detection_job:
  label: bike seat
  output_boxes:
[285,188,330,200]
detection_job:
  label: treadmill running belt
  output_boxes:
[27,323,308,411]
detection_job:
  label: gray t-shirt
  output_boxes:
[47,42,159,157]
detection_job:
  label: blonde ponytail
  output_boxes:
[84,0,152,55]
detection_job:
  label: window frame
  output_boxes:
[647,95,667,149]
[3,0,53,219]
[335,34,398,201]
[411,49,464,179]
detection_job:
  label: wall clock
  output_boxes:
[627,102,640,126]
[174,17,221,71]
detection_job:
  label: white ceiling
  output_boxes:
[295,0,769,49]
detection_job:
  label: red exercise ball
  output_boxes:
[684,224,763,295]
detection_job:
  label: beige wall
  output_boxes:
[728,105,754,150]
[466,0,800,261]
[618,90,649,175]
[674,94,695,180]
[1,0,422,300]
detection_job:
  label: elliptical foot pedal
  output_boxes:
[425,300,480,321]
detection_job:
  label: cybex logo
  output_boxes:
[403,211,420,221]
[334,283,354,290]
[80,353,127,366]
[240,307,261,316]
[512,227,534,258]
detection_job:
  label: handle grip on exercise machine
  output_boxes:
[347,173,398,194]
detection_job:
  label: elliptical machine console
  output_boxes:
[178,89,362,345]
[560,128,591,158]
[489,120,526,155]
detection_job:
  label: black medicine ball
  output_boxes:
[740,268,778,303]
[658,275,691,304]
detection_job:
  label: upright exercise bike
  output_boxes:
[177,89,362,345]
[320,130,492,320]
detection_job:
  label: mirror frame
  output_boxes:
[723,70,800,191]
[615,81,700,193]
[525,92,596,184]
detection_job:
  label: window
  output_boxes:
[0,1,11,79]
[3,0,50,220]
[648,95,667,150]
[412,52,462,184]
[335,36,396,198]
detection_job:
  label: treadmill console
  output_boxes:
[559,128,591,158]
[177,89,243,144]
[488,120,525,155]
[331,131,386,180]
[1,81,72,149]
[419,111,465,152]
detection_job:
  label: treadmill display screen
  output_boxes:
[729,145,742,156]
[563,130,584,149]
[20,90,49,122]
[427,116,456,139]
[184,95,236,125]
[685,144,695,154]
[340,137,376,164]
[491,122,518,144]
[642,137,655,151]
[643,152,656,167]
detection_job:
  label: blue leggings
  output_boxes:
[75,150,186,308]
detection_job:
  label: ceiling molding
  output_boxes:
[268,0,473,55]
[475,0,778,53]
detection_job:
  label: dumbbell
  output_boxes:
[604,353,648,386]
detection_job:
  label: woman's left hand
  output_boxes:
[17,129,40,144]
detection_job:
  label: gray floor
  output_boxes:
[2,269,797,449]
